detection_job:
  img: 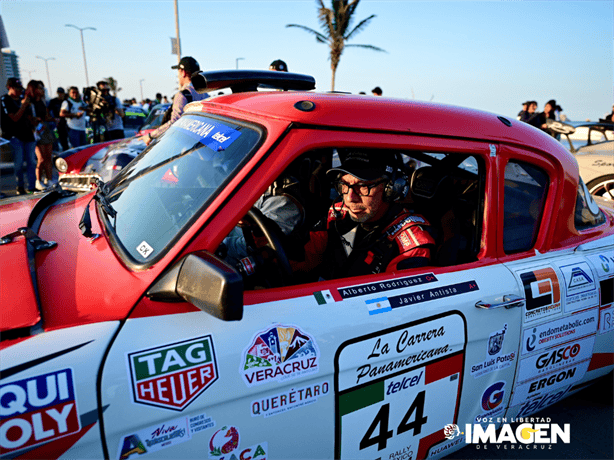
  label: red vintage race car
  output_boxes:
[1,70,613,460]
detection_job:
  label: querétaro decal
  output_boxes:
[126,335,218,411]
[519,266,561,324]
[0,368,81,454]
[241,325,319,387]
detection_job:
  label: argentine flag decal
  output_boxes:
[366,297,392,315]
[314,289,341,305]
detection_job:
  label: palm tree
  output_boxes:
[287,0,386,91]
[104,77,122,97]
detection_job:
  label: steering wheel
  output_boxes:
[242,207,293,285]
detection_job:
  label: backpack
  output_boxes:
[161,89,193,125]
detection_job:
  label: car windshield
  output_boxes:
[103,114,262,264]
[140,104,170,130]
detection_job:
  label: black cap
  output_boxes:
[6,77,23,89]
[57,87,65,93]
[172,56,201,74]
[328,150,396,181]
[372,86,382,95]
[269,59,288,72]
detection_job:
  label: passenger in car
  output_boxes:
[292,150,435,280]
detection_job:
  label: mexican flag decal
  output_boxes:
[127,335,219,411]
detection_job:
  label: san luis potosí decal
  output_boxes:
[126,335,219,411]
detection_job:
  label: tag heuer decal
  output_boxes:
[241,324,319,387]
[127,335,218,411]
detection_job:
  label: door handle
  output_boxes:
[475,294,525,310]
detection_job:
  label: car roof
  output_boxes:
[187,90,575,165]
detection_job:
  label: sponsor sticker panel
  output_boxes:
[251,381,329,418]
[474,381,507,422]
[599,306,614,334]
[555,260,599,312]
[241,324,319,388]
[335,313,466,460]
[208,425,268,460]
[126,335,219,411]
[586,252,614,280]
[513,385,572,419]
[517,266,562,324]
[516,335,595,383]
[0,368,80,455]
[521,308,599,355]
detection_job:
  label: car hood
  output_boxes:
[1,191,153,333]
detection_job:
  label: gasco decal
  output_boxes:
[241,325,319,387]
[0,368,80,455]
[556,260,599,312]
[126,335,218,411]
[517,335,595,383]
[518,266,562,324]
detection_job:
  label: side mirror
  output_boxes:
[147,251,243,321]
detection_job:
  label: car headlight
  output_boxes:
[55,157,69,173]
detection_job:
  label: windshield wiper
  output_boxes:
[79,181,117,238]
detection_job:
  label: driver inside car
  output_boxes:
[292,149,435,280]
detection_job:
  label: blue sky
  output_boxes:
[2,0,612,121]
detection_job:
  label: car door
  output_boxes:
[497,149,603,420]
[99,134,523,460]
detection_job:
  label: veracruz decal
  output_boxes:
[518,266,562,324]
[241,324,319,387]
[0,368,80,455]
[335,312,466,460]
[126,335,218,411]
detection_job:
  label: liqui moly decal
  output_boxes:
[127,335,218,411]
[0,369,80,454]
[241,325,319,387]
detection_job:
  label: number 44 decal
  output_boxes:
[361,391,428,451]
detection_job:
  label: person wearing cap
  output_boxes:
[1,77,36,194]
[48,87,69,151]
[292,150,435,280]
[143,56,209,145]
[371,86,383,96]
[269,59,288,72]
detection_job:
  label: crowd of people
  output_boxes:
[516,99,564,137]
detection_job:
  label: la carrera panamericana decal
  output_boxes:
[0,368,81,455]
[335,312,466,460]
[241,324,319,387]
[126,335,219,411]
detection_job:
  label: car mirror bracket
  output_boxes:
[147,251,244,321]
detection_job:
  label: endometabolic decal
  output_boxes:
[335,312,466,460]
[521,308,598,355]
[126,335,218,411]
[518,266,561,324]
[0,368,80,454]
[556,260,599,312]
[241,325,319,387]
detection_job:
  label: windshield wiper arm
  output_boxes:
[79,181,117,238]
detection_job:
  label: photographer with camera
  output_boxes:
[60,87,87,148]
[83,81,125,142]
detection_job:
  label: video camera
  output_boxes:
[83,86,116,122]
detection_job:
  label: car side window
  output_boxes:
[575,178,606,230]
[503,161,549,253]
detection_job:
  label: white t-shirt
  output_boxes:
[105,97,124,131]
[61,98,87,131]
